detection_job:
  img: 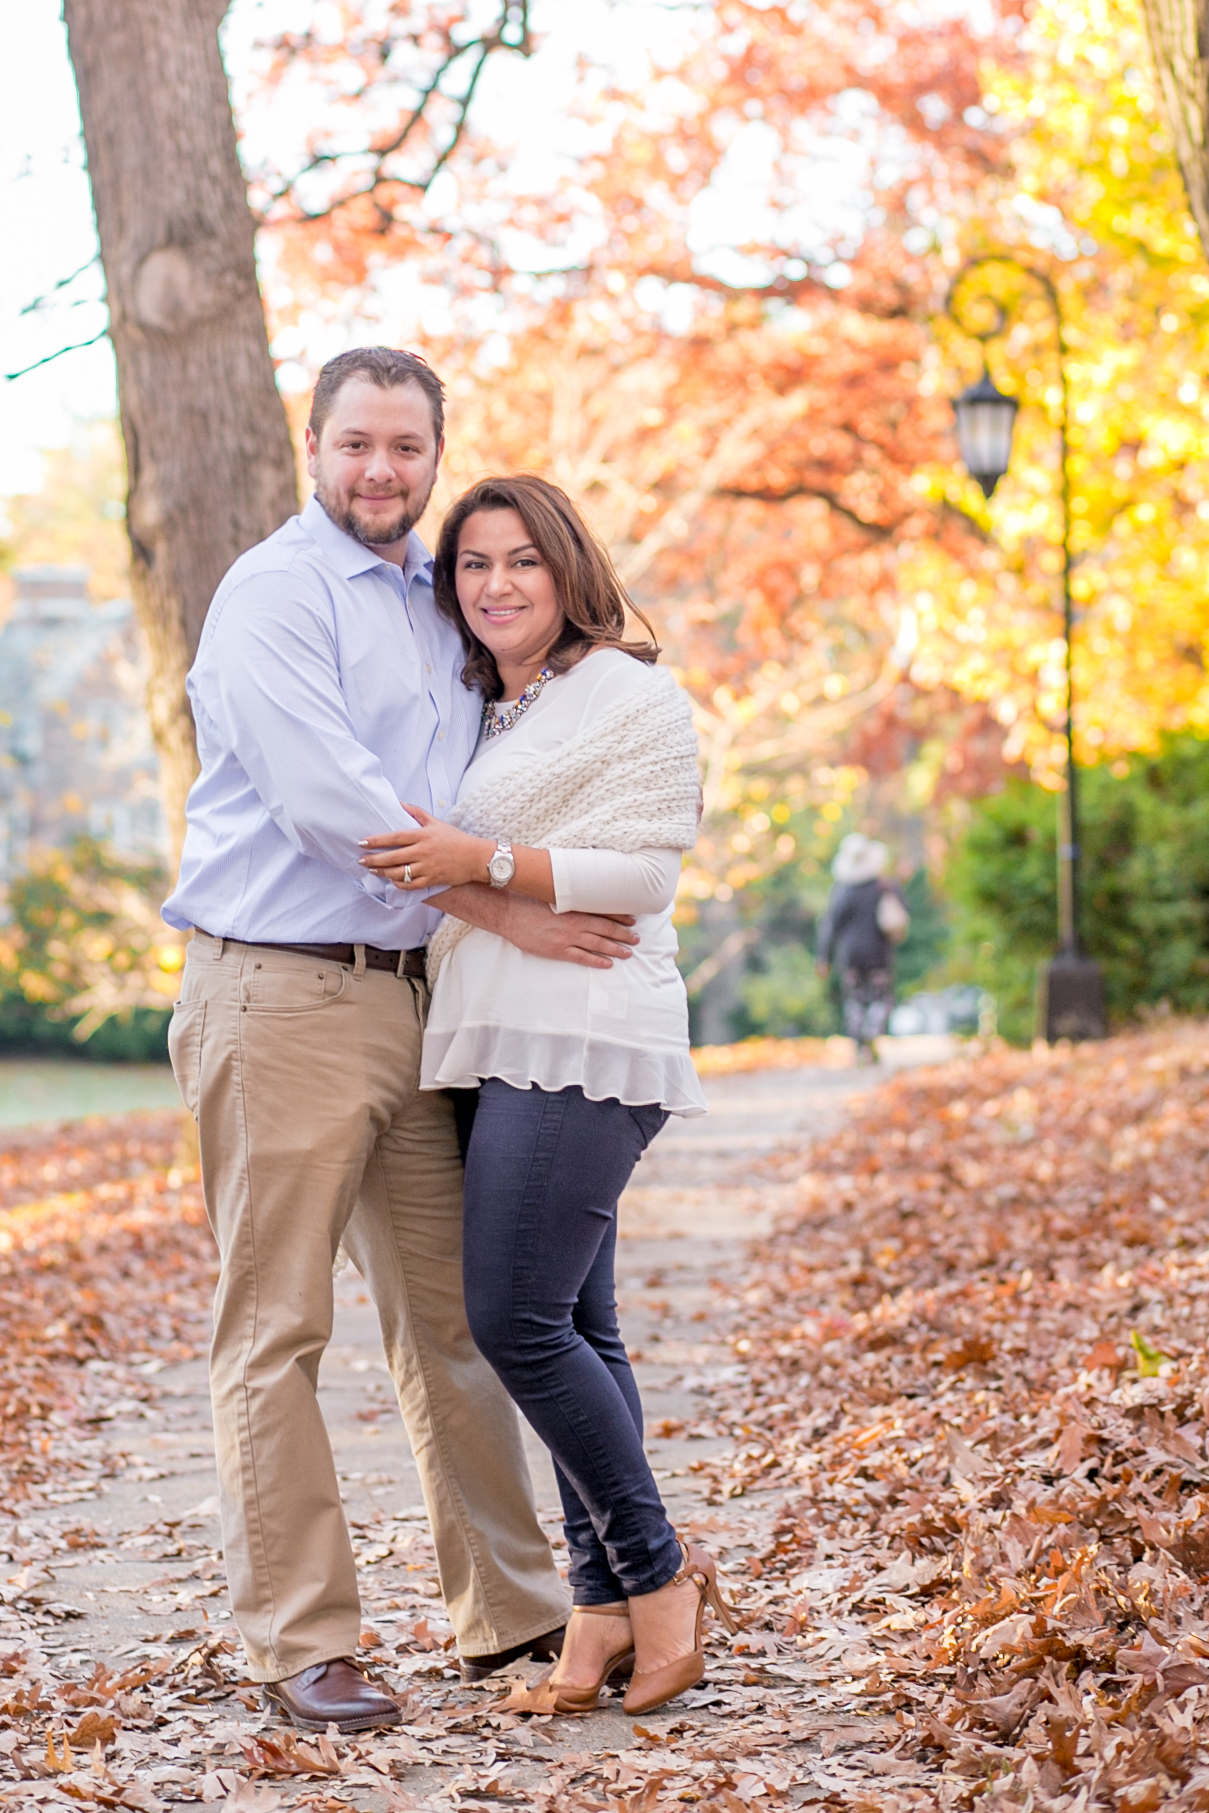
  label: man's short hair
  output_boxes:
[308,347,446,445]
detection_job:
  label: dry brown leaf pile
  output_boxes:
[9,1030,1209,1807]
[0,1108,822,1811]
[0,1113,213,1509]
[698,1020,1209,1809]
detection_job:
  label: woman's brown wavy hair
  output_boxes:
[432,474,660,701]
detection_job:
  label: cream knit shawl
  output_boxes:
[427,661,701,981]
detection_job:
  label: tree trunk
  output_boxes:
[62,0,298,863]
[1141,0,1209,256]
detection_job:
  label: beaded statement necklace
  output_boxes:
[482,666,555,739]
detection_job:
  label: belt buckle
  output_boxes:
[396,949,409,979]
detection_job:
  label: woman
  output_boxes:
[815,833,908,1064]
[359,475,735,1715]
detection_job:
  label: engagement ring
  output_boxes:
[403,863,413,885]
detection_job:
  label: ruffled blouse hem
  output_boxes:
[420,1024,707,1117]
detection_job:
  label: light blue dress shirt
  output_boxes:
[162,495,481,945]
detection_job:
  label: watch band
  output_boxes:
[488,839,515,888]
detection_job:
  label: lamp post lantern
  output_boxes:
[953,369,1019,498]
[947,257,1106,1043]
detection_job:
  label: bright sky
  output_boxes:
[0,0,864,500]
[0,0,109,495]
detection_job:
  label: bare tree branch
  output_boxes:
[718,483,895,539]
[4,326,109,383]
[19,255,103,317]
[258,1,532,230]
[260,41,470,214]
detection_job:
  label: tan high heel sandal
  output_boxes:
[506,1602,635,1715]
[623,1539,738,1716]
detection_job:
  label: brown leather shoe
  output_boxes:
[263,1657,402,1733]
[459,1625,565,1684]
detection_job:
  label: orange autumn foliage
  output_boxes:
[257,0,1009,888]
[251,0,1209,887]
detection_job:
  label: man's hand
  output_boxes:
[434,884,638,969]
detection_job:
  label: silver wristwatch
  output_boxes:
[487,839,515,888]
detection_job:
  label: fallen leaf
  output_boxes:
[119,1788,167,1813]
[45,1730,74,1773]
[1131,1329,1171,1377]
[69,1711,117,1749]
[945,1427,992,1482]
[221,1785,283,1811]
[1055,1422,1089,1473]
[238,1731,341,1778]
[495,1675,562,1714]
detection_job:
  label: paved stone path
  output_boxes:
[37,1064,878,1644]
[2,1055,951,1807]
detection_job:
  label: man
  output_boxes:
[163,346,639,1733]
[815,833,908,1064]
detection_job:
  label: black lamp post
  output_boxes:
[948,257,1106,1043]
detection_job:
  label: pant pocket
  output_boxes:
[627,1103,670,1150]
[168,1000,206,1120]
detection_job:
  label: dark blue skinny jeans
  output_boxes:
[462,1080,684,1605]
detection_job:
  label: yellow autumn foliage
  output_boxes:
[911,0,1209,784]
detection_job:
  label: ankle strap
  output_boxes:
[571,1601,630,1616]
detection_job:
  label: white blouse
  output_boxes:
[420,650,707,1116]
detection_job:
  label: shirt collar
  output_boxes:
[301,493,434,590]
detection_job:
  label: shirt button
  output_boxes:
[437,732,444,741]
[426,664,432,673]
[438,798,447,807]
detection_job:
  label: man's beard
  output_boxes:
[315,474,435,549]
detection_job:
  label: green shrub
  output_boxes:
[0,839,179,1060]
[895,868,950,996]
[943,733,1209,1041]
[736,943,835,1038]
[0,998,170,1061]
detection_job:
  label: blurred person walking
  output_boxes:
[816,833,909,1063]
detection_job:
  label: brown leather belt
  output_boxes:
[234,939,427,978]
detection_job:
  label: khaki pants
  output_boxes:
[168,932,569,1682]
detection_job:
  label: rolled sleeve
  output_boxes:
[550,846,681,915]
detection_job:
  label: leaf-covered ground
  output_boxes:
[701,1019,1209,1809]
[2,1026,1209,1809]
[0,1115,213,1510]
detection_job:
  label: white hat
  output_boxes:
[832,833,889,885]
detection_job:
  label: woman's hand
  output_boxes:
[360,805,494,891]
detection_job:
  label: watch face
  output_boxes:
[489,851,515,884]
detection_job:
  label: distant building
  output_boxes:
[0,567,165,887]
